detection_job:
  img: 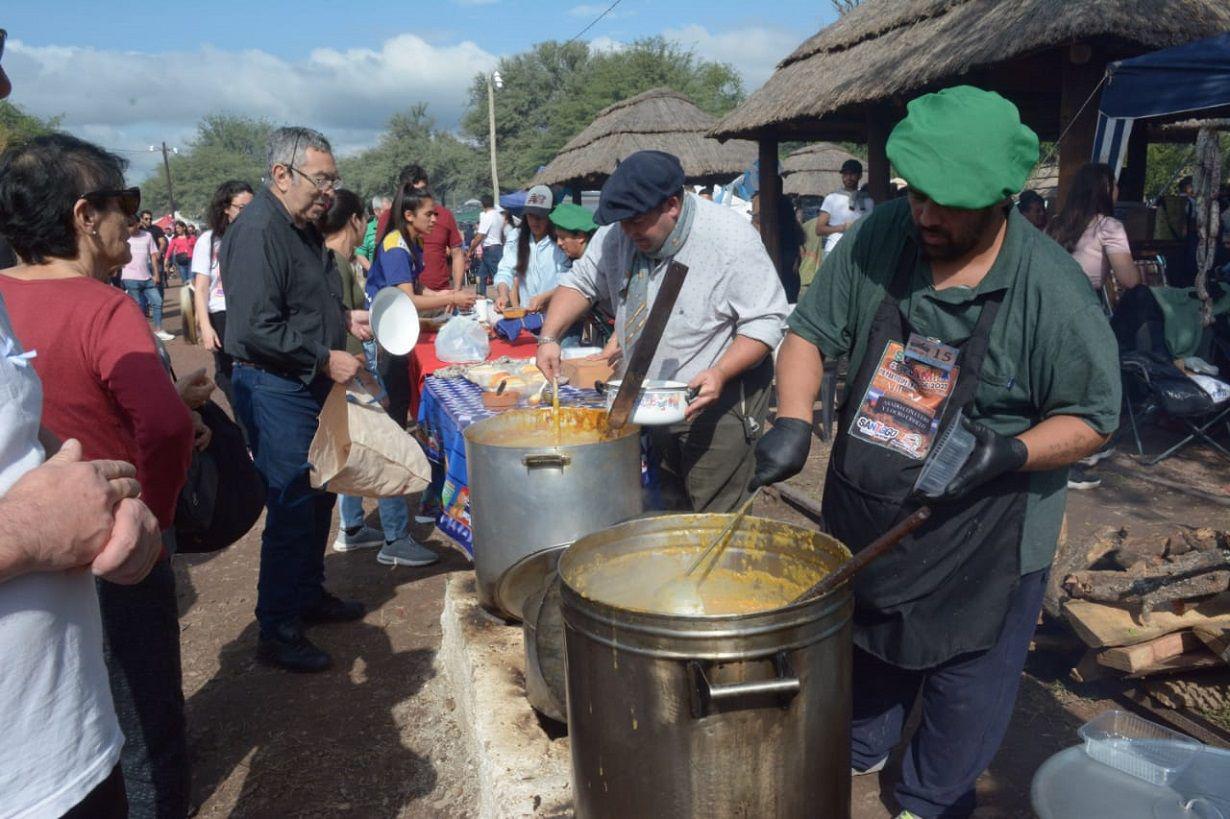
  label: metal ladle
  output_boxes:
[651,488,763,615]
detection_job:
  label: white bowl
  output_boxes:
[561,346,604,360]
[370,287,420,355]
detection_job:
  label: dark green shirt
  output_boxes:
[789,198,1121,573]
[332,249,366,357]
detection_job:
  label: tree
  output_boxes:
[461,38,745,189]
[0,101,60,151]
[140,114,272,218]
[338,104,489,208]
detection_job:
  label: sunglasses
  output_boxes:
[0,29,6,64]
[81,186,142,217]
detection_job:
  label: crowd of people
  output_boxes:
[0,26,1227,817]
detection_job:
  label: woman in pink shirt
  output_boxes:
[164,220,194,284]
[1047,162,1140,293]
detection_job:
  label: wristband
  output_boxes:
[537,335,560,347]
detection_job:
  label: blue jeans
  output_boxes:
[850,569,1049,817]
[477,244,502,296]
[338,339,413,539]
[122,278,163,328]
[231,364,336,636]
[338,494,410,541]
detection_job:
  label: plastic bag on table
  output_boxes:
[435,315,490,363]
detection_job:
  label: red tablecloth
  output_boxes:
[408,329,538,417]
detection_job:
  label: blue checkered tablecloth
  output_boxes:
[416,376,606,556]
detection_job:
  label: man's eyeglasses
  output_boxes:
[282,130,340,192]
[81,186,141,217]
[286,164,342,192]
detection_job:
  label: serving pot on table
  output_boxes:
[462,407,642,620]
[558,513,854,818]
[596,379,698,426]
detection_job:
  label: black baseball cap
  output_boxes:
[595,150,686,226]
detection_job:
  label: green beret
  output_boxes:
[887,85,1039,210]
[549,203,597,234]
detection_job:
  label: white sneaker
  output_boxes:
[333,524,385,552]
[414,513,438,526]
[851,756,888,776]
[155,330,176,341]
[377,537,439,567]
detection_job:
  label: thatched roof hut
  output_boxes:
[780,143,861,197]
[710,0,1230,271]
[713,0,1230,143]
[532,88,756,190]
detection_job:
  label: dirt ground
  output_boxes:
[160,284,1229,817]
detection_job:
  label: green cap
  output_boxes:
[887,85,1039,210]
[548,203,597,234]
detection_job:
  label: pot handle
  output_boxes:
[684,386,700,403]
[687,651,799,718]
[522,453,572,469]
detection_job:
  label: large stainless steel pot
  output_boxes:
[558,514,853,819]
[464,407,642,619]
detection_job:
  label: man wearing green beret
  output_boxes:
[753,86,1121,817]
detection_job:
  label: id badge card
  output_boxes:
[848,339,960,460]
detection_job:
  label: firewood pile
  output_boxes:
[1056,526,1230,704]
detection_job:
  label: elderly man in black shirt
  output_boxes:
[222,126,371,672]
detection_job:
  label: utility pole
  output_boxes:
[152,142,178,218]
[486,71,503,206]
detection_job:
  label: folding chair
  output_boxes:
[1120,351,1230,465]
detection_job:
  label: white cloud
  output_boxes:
[568,4,610,17]
[4,35,499,180]
[659,24,801,92]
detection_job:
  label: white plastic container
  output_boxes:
[1078,710,1201,787]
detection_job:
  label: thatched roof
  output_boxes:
[533,88,757,188]
[713,0,1230,141]
[780,142,860,197]
[1024,159,1059,201]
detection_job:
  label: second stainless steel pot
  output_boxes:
[464,407,642,619]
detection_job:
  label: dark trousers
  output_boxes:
[97,561,189,819]
[477,244,502,296]
[231,364,336,636]
[375,349,412,429]
[206,310,235,407]
[62,765,128,819]
[850,568,1048,818]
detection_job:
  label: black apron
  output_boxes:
[821,239,1028,670]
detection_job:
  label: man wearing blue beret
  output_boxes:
[537,150,790,513]
[754,86,1121,817]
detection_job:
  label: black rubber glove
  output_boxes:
[922,416,1028,503]
[750,417,813,490]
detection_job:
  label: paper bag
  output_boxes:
[309,383,431,498]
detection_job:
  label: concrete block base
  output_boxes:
[440,573,572,818]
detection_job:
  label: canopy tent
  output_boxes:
[1094,31,1230,175]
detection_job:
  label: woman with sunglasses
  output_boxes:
[0,133,196,818]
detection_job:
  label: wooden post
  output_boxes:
[866,106,891,204]
[1058,44,1106,209]
[1118,125,1149,202]
[571,187,583,205]
[758,138,782,272]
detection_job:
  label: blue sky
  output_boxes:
[2,1,836,179]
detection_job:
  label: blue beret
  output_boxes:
[595,150,685,226]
